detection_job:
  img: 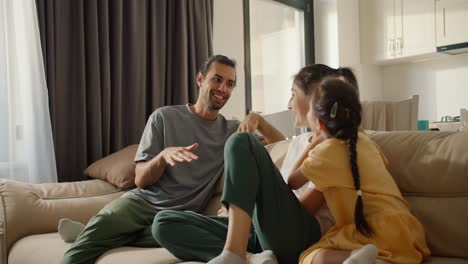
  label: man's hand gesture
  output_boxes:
[160,143,199,167]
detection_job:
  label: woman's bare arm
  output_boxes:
[238,113,286,145]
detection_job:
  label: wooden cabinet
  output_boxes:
[360,0,436,63]
[436,0,468,47]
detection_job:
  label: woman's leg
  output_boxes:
[224,204,253,259]
[220,133,321,263]
[152,210,261,262]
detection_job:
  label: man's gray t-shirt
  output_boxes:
[129,104,239,213]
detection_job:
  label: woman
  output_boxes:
[151,65,359,264]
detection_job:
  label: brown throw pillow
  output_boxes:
[84,144,139,189]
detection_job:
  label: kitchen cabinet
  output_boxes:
[361,0,436,63]
[436,0,468,48]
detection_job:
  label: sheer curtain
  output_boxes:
[0,0,57,183]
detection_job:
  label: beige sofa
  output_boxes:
[1,131,467,264]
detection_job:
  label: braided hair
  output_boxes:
[312,78,373,237]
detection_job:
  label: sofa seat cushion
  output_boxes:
[9,233,68,264]
[8,233,202,264]
[98,247,202,264]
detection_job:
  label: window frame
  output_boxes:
[243,0,315,114]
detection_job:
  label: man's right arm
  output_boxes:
[134,143,199,189]
[134,154,168,189]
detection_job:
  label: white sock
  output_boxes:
[343,244,378,264]
[58,218,85,243]
[249,250,278,264]
[207,250,248,264]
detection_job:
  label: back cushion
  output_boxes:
[265,138,291,169]
[368,131,468,258]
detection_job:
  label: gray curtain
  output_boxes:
[36,0,213,182]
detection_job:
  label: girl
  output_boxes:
[151,65,359,264]
[292,78,430,264]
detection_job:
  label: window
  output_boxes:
[244,0,314,115]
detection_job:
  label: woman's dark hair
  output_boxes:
[293,64,359,96]
[336,67,358,95]
[312,78,373,237]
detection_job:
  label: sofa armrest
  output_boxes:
[0,179,124,261]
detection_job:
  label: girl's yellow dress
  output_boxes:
[300,132,430,264]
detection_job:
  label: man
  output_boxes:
[61,54,239,264]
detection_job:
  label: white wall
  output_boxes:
[213,0,246,121]
[382,54,468,121]
[338,0,383,100]
[314,0,339,67]
[337,0,360,67]
[314,0,383,101]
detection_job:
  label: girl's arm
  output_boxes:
[287,132,324,189]
[299,187,325,217]
[288,164,309,190]
[290,165,325,217]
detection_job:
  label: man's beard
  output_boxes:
[206,92,227,110]
[208,100,224,110]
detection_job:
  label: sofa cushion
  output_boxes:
[368,131,468,259]
[8,233,203,264]
[84,145,139,189]
[98,247,202,264]
[9,233,68,264]
[367,131,468,194]
[265,138,291,169]
[0,179,123,254]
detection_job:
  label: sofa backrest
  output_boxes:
[367,131,468,259]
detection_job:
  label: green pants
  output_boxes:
[153,133,321,264]
[61,194,159,264]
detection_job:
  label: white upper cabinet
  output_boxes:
[401,0,436,57]
[360,0,436,63]
[436,0,468,47]
[362,0,396,61]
